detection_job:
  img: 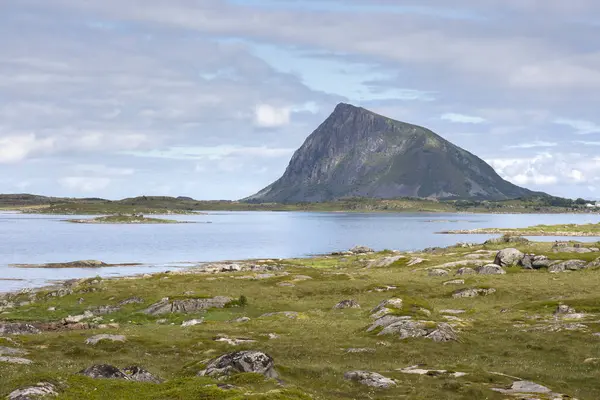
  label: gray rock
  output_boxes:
[0,356,33,365]
[350,246,375,254]
[198,351,278,379]
[443,279,465,285]
[143,296,232,315]
[485,236,529,245]
[532,255,552,269]
[344,371,396,389]
[520,254,534,269]
[122,366,162,383]
[494,248,524,267]
[370,298,403,318]
[0,346,28,356]
[118,297,144,306]
[90,305,121,315]
[428,269,449,277]
[367,256,404,268]
[231,317,250,323]
[587,257,600,269]
[367,315,411,332]
[548,260,588,273]
[452,288,496,298]
[333,300,361,309]
[182,319,204,327]
[79,364,128,379]
[378,320,458,342]
[476,264,506,275]
[345,348,376,353]
[85,334,126,345]
[455,267,476,275]
[7,382,58,400]
[555,304,576,315]
[493,380,551,395]
[0,323,40,336]
[553,246,593,253]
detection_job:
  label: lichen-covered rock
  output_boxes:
[0,323,40,336]
[333,300,361,309]
[344,371,396,389]
[532,255,552,269]
[370,298,403,318]
[494,248,524,267]
[118,296,144,306]
[367,315,411,332]
[122,366,162,383]
[0,346,28,356]
[143,296,232,315]
[443,279,465,285]
[7,382,58,400]
[553,246,593,254]
[182,319,204,327]
[548,260,588,273]
[198,351,278,379]
[452,288,496,298]
[587,257,600,269]
[350,245,375,254]
[0,356,33,365]
[476,264,506,275]
[79,364,128,379]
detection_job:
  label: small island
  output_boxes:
[441,222,600,237]
[66,214,188,224]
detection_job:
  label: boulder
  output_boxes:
[143,296,232,315]
[532,255,552,269]
[85,334,126,345]
[79,364,128,379]
[7,382,58,400]
[0,323,40,336]
[0,356,33,365]
[554,305,576,315]
[367,315,411,332]
[493,380,551,395]
[485,235,529,245]
[344,371,396,389]
[350,246,375,254]
[198,351,278,379]
[476,264,506,275]
[452,288,496,298]
[548,260,588,273]
[333,300,361,309]
[587,257,600,269]
[378,320,458,342]
[428,269,449,277]
[519,254,534,269]
[455,267,476,275]
[494,248,524,267]
[122,366,162,383]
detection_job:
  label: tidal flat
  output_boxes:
[2,238,600,399]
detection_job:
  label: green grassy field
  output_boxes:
[443,222,600,236]
[2,240,600,399]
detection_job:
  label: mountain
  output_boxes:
[245,103,537,203]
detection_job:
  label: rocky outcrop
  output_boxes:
[377,320,458,342]
[0,323,40,336]
[143,296,232,315]
[548,260,588,273]
[428,269,449,277]
[198,351,278,379]
[122,366,163,383]
[494,248,524,267]
[367,255,404,268]
[333,300,361,309]
[7,382,58,400]
[344,371,396,389]
[456,267,476,275]
[476,264,506,275]
[453,288,496,298]
[79,364,161,382]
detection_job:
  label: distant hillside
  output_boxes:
[246,103,540,203]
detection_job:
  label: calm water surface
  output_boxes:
[1,211,598,292]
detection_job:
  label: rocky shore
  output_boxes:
[2,238,600,399]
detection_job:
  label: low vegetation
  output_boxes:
[2,239,600,399]
[443,222,600,237]
[66,215,185,224]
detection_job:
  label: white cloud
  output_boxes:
[554,118,600,134]
[441,113,486,124]
[74,164,135,176]
[58,176,111,192]
[0,134,54,163]
[254,104,291,128]
[505,141,557,149]
[125,146,294,160]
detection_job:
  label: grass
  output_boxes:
[443,222,600,237]
[2,241,600,399]
[66,215,185,224]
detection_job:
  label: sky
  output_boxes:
[1,0,600,200]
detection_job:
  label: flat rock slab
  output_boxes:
[0,346,28,356]
[0,356,33,365]
[0,323,40,335]
[8,382,58,400]
[85,334,126,345]
[344,371,396,389]
[333,300,361,309]
[453,288,496,298]
[143,296,232,315]
[398,365,467,377]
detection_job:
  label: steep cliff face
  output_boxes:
[246,103,535,203]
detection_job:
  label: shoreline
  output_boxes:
[441,229,600,237]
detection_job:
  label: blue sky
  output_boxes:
[1,0,600,199]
